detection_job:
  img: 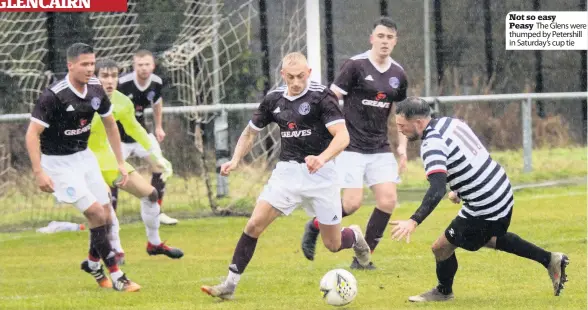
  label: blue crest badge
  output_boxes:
[298,102,310,115]
[147,90,156,102]
[91,97,101,110]
[66,187,76,198]
[389,77,400,89]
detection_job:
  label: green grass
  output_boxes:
[0,185,585,309]
[399,147,587,189]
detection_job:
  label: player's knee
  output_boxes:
[431,241,445,256]
[84,202,108,225]
[322,238,341,252]
[343,198,362,214]
[244,219,266,238]
[148,188,159,202]
[376,194,397,213]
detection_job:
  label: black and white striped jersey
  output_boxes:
[420,117,513,221]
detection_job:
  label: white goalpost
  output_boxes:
[305,0,322,83]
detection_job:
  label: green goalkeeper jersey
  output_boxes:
[88,90,152,170]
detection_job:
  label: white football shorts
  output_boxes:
[258,160,342,225]
[335,151,400,188]
[41,148,110,212]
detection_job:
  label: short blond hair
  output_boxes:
[281,52,308,68]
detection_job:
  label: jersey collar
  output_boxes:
[421,118,438,139]
[282,80,311,102]
[133,71,152,92]
[367,50,392,73]
[65,74,88,99]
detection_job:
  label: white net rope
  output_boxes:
[248,0,307,167]
[161,1,258,108]
[271,0,307,89]
[0,12,50,110]
[89,0,140,70]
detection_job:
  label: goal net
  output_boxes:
[89,0,141,70]
[0,12,50,111]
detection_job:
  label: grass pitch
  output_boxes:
[0,185,585,309]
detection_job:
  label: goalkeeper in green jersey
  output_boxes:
[88,59,183,264]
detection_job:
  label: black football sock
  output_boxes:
[364,208,391,253]
[229,232,258,275]
[151,173,165,206]
[495,232,551,268]
[110,186,118,211]
[436,253,458,295]
[90,225,118,272]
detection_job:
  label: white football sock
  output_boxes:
[140,197,162,245]
[87,259,101,271]
[108,205,124,253]
[110,270,123,282]
[225,270,240,287]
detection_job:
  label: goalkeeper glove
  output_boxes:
[149,152,173,181]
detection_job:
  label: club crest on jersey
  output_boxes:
[375,92,387,101]
[91,97,101,110]
[298,102,310,115]
[66,187,76,198]
[389,77,400,89]
[147,90,156,102]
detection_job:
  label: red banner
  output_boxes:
[0,0,127,12]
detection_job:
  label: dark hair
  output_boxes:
[134,49,154,58]
[66,43,94,61]
[95,58,119,75]
[373,16,397,31]
[395,97,432,119]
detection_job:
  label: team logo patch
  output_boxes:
[298,102,310,115]
[91,97,101,110]
[66,187,76,199]
[147,90,156,102]
[375,92,387,101]
[389,77,400,89]
[287,122,298,130]
[79,118,87,127]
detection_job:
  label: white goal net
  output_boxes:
[0,12,50,111]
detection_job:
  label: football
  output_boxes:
[319,269,358,306]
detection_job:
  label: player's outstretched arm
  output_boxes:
[25,122,44,175]
[389,172,447,242]
[232,125,259,162]
[396,127,408,173]
[220,125,259,176]
[321,122,349,162]
[306,123,349,174]
[152,99,165,142]
[25,122,54,193]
